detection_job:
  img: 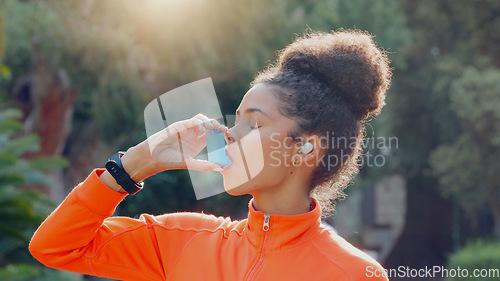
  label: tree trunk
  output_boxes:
[384,174,454,281]
[62,121,118,196]
[15,45,78,201]
[486,183,500,239]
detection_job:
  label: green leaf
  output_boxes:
[0,109,22,124]
[28,156,68,171]
[0,264,39,281]
[2,134,40,156]
[0,106,65,266]
[0,153,17,168]
[0,174,24,187]
[0,119,23,135]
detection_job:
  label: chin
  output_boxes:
[221,160,268,195]
[224,188,246,196]
[222,174,257,196]
[222,179,249,196]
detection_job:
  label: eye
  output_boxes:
[249,120,260,130]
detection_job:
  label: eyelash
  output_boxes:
[234,117,260,129]
[250,120,260,129]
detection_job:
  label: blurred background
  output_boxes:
[0,0,499,280]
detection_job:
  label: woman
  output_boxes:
[30,29,392,281]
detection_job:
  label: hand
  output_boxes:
[121,114,227,182]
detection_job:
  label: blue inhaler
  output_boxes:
[206,129,232,166]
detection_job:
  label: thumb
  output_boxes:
[185,158,223,172]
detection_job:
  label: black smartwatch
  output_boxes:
[105,152,144,195]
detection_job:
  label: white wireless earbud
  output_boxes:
[298,142,313,154]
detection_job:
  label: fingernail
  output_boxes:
[212,167,223,172]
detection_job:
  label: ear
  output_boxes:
[297,135,322,165]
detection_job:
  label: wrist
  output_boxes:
[105,151,144,195]
[120,145,155,183]
[99,170,127,193]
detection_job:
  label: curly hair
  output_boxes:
[251,29,392,217]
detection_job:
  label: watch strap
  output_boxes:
[105,152,143,195]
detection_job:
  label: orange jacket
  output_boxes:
[30,169,389,281]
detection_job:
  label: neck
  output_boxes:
[251,172,312,215]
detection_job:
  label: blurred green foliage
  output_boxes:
[431,67,500,218]
[445,239,500,281]
[0,264,74,281]
[2,0,146,143]
[425,3,500,236]
[383,0,500,267]
[0,108,68,277]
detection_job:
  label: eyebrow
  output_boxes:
[236,108,271,119]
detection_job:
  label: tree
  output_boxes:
[384,0,500,273]
[0,108,67,272]
[431,67,500,238]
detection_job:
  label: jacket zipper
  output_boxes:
[246,214,271,281]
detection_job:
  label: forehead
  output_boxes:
[238,84,298,134]
[238,84,279,117]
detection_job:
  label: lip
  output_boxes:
[225,147,233,162]
[221,148,234,172]
[221,161,232,172]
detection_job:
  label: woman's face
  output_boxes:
[222,83,300,195]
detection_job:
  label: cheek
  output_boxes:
[238,130,266,178]
[262,137,294,173]
[222,130,291,192]
[222,130,265,191]
[245,131,292,178]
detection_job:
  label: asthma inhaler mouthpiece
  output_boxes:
[206,129,232,166]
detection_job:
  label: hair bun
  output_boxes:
[278,30,392,120]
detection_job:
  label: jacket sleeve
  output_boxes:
[29,169,187,281]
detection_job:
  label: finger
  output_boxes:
[217,125,228,134]
[193,114,213,130]
[205,119,228,134]
[197,131,208,140]
[209,119,220,130]
[191,118,206,136]
[170,117,204,136]
[192,114,229,133]
[185,158,223,172]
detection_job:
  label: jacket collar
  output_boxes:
[245,198,322,251]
